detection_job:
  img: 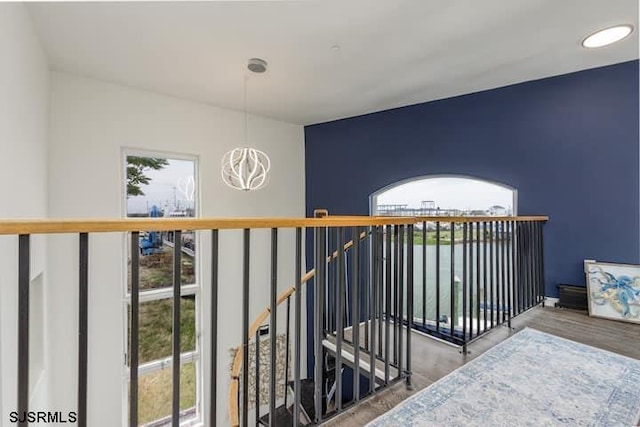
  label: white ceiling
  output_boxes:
[28,1,639,125]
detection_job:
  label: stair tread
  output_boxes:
[322,335,398,382]
[258,405,306,426]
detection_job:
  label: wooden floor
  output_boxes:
[324,305,640,426]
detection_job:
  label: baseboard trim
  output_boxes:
[545,297,559,306]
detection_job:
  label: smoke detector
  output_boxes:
[247,58,268,74]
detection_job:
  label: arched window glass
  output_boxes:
[371,175,516,217]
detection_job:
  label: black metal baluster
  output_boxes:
[475,223,481,336]
[532,222,538,306]
[536,222,542,304]
[18,234,30,427]
[255,328,261,426]
[462,223,467,348]
[523,222,530,311]
[515,221,521,314]
[489,222,495,329]
[327,231,333,333]
[78,233,89,427]
[539,222,547,304]
[269,228,278,426]
[384,225,392,385]
[450,222,455,339]
[531,221,544,304]
[397,225,404,379]
[369,227,378,393]
[211,230,219,426]
[336,228,345,412]
[522,222,529,310]
[435,222,440,333]
[483,222,489,332]
[500,221,507,323]
[376,228,383,359]
[242,229,250,427]
[352,227,361,402]
[508,221,514,324]
[393,225,399,364]
[422,221,427,328]
[406,224,414,389]
[468,223,474,341]
[293,227,302,426]
[284,297,291,412]
[172,231,182,426]
[314,226,326,424]
[363,229,370,353]
[129,232,139,427]
[531,222,537,307]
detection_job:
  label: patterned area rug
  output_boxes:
[367,328,640,427]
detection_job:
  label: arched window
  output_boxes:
[370,175,516,217]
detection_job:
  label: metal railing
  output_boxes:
[0,216,414,427]
[410,216,547,351]
[0,214,546,426]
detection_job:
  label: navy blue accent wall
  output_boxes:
[305,61,639,299]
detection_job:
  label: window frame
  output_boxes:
[120,149,202,427]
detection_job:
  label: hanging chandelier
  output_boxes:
[221,58,271,191]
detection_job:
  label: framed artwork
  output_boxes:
[585,261,640,324]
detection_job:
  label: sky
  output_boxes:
[126,158,196,215]
[375,177,515,212]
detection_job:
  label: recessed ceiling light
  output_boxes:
[582,25,633,48]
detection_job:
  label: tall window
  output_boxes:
[124,152,199,426]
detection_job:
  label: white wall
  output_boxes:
[0,3,50,423]
[48,72,305,426]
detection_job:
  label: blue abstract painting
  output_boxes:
[587,261,640,324]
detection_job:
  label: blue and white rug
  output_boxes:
[367,328,640,427]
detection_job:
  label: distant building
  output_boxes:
[488,205,508,216]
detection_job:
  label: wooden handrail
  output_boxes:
[227,230,368,426]
[0,215,547,235]
[411,215,548,223]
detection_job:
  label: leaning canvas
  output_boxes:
[585,261,640,324]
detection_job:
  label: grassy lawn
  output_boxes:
[138,362,197,425]
[129,247,198,424]
[412,229,502,245]
[412,229,465,245]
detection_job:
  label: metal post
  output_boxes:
[405,224,414,389]
[293,227,302,426]
[384,225,391,385]
[269,228,278,426]
[78,233,89,427]
[313,226,326,424]
[369,226,378,394]
[462,223,467,348]
[539,222,547,305]
[172,230,182,427]
[489,222,495,329]
[255,328,261,426]
[210,229,219,426]
[422,221,426,329]
[18,234,30,427]
[352,227,361,402]
[450,222,455,338]
[482,222,488,332]
[129,232,139,427]
[435,222,440,333]
[393,225,399,363]
[397,225,404,378]
[335,228,345,411]
[242,229,250,427]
